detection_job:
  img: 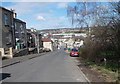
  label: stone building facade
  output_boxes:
[14,18,27,50]
[0,7,15,58]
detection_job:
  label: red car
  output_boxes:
[70,48,79,57]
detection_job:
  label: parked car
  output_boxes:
[64,48,67,50]
[70,48,79,57]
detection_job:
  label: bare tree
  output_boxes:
[67,2,120,79]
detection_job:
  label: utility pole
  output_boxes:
[37,31,40,54]
[84,2,90,36]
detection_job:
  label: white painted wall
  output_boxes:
[43,42,53,51]
[53,33,87,38]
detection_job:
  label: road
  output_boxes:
[1,49,89,82]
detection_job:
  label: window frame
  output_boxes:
[4,13,9,26]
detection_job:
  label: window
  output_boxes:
[4,14,9,26]
[6,33,12,45]
[20,24,23,30]
[20,24,25,33]
[72,48,78,52]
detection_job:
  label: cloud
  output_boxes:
[2,0,119,2]
[4,2,48,15]
[30,15,71,29]
[37,16,70,28]
[35,11,53,21]
[57,2,68,9]
[2,2,71,29]
[4,3,33,15]
[36,12,52,17]
[49,9,54,13]
[2,0,76,2]
[37,15,46,21]
[59,16,67,20]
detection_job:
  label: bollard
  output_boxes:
[104,58,106,67]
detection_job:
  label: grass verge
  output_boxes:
[85,61,118,82]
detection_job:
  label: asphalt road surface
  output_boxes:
[1,49,89,82]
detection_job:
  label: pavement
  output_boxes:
[0,52,47,68]
[1,49,90,82]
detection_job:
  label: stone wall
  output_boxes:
[0,47,13,58]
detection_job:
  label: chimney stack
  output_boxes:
[11,9,17,18]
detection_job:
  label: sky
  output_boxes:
[1,0,119,30]
[1,2,76,30]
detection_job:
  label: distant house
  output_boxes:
[38,34,43,49]
[0,7,15,58]
[27,29,38,48]
[73,40,84,48]
[14,18,27,50]
[42,38,53,51]
[27,29,42,48]
[65,38,74,49]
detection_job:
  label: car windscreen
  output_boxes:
[72,49,78,52]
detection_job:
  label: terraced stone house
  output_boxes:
[14,18,27,50]
[0,7,15,58]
